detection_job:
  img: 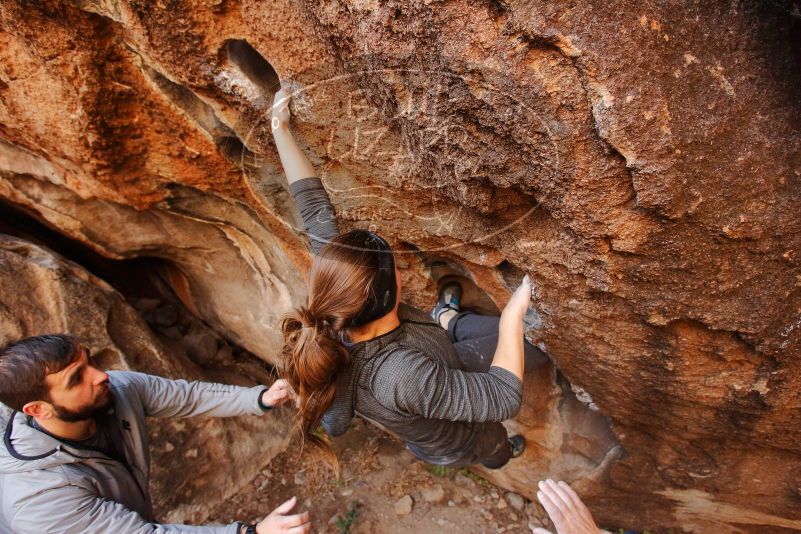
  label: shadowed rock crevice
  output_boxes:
[139,58,299,224]
[140,61,256,169]
[216,135,252,165]
[0,159,305,365]
[141,62,238,141]
[222,39,281,99]
[495,260,525,291]
[0,197,273,375]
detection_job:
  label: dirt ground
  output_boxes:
[206,417,550,533]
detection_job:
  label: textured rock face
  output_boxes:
[0,234,291,524]
[0,1,799,532]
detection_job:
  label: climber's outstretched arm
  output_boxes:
[271,88,316,185]
[271,88,340,254]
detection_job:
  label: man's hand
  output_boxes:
[271,88,291,133]
[532,479,603,534]
[256,496,311,534]
[260,379,295,408]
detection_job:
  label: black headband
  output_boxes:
[349,231,397,327]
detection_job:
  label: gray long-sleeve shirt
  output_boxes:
[289,177,522,465]
[0,371,268,533]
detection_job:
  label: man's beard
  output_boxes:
[52,391,112,423]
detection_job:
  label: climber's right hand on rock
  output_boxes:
[270,86,317,184]
[532,479,603,534]
[271,88,291,133]
[255,496,311,534]
[501,274,532,322]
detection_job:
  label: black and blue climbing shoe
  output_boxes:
[508,435,526,458]
[431,281,462,323]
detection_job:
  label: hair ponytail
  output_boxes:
[281,306,348,471]
[280,230,394,474]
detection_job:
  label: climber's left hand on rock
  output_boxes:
[501,274,532,323]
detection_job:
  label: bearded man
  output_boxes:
[0,334,311,534]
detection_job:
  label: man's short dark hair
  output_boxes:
[0,334,80,411]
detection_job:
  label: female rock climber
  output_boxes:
[272,87,546,471]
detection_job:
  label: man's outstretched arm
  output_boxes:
[9,477,308,534]
[10,482,238,534]
[111,371,292,419]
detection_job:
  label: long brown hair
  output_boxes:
[281,230,389,471]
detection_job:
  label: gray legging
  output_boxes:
[447,311,549,468]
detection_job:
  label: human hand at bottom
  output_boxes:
[532,479,604,534]
[255,496,311,534]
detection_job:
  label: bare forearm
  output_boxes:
[273,125,317,185]
[490,275,532,381]
[491,312,525,381]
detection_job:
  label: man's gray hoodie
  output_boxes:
[0,371,268,534]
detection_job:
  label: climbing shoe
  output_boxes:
[431,281,462,324]
[508,435,526,458]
